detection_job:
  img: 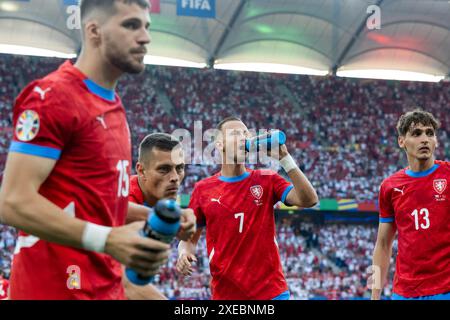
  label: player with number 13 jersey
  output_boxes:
[375,110,450,300]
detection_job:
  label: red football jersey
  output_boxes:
[9,61,131,300]
[0,279,9,300]
[379,160,450,298]
[189,169,293,300]
[129,175,146,205]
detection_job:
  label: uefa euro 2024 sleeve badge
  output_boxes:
[16,110,40,142]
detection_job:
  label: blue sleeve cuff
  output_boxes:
[281,185,294,204]
[379,217,395,223]
[9,141,61,160]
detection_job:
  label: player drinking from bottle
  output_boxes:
[176,117,318,300]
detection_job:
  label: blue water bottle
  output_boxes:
[245,130,287,152]
[126,199,181,285]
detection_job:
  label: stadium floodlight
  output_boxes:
[144,55,207,68]
[0,2,20,12]
[0,44,76,59]
[336,69,445,83]
[213,63,329,76]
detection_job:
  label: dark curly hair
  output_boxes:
[396,109,440,136]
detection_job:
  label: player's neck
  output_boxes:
[220,164,247,177]
[74,51,122,90]
[407,156,435,172]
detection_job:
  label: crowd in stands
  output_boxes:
[0,225,16,279]
[0,54,446,299]
[1,55,449,200]
[118,62,450,201]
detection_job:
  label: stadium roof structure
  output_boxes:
[0,0,449,81]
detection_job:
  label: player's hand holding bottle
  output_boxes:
[246,129,289,160]
[105,221,171,278]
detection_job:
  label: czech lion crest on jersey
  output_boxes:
[250,185,263,199]
[250,185,263,206]
[15,110,40,142]
[433,179,447,195]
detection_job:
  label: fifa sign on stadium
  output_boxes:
[177,0,216,18]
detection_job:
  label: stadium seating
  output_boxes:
[0,54,448,299]
[1,55,449,200]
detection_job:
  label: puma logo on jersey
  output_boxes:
[33,86,51,100]
[96,115,107,129]
[211,196,222,204]
[393,187,404,195]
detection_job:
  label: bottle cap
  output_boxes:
[154,199,182,223]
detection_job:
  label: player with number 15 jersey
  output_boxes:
[0,0,172,301]
[8,61,131,300]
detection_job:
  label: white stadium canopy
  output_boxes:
[0,0,449,81]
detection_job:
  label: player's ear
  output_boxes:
[398,135,405,149]
[136,162,145,179]
[84,20,102,46]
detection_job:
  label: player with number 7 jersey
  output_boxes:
[374,110,450,300]
[177,117,318,300]
[187,169,294,300]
